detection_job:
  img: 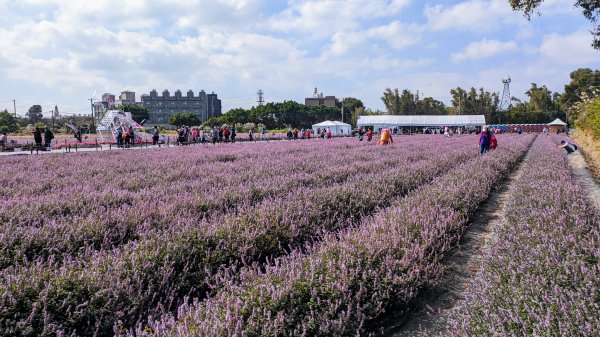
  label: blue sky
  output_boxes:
[0,0,598,117]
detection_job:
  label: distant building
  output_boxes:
[305,87,337,107]
[115,90,136,107]
[141,89,221,125]
[93,91,134,123]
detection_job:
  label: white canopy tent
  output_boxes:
[548,118,566,126]
[312,120,352,134]
[357,115,486,130]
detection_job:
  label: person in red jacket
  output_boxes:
[366,128,373,141]
[490,132,498,150]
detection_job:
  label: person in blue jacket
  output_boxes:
[479,126,491,154]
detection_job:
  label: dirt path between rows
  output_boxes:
[381,146,533,337]
[568,150,600,210]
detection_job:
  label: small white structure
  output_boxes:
[548,118,567,132]
[312,120,352,134]
[357,115,486,130]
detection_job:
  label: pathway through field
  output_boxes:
[382,143,533,336]
[568,150,600,209]
[383,141,600,337]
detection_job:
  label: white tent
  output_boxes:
[312,120,352,134]
[548,118,566,126]
[357,115,486,130]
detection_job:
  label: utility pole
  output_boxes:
[89,97,94,120]
[341,98,344,123]
[13,99,16,117]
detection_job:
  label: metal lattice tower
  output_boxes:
[500,77,511,110]
[257,89,264,106]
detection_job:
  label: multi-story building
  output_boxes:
[115,90,136,107]
[305,87,337,107]
[140,89,221,125]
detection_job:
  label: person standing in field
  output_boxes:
[261,127,266,139]
[116,127,123,148]
[367,128,373,141]
[151,126,159,145]
[479,126,491,154]
[248,128,254,141]
[490,131,498,150]
[377,128,393,145]
[128,126,135,145]
[44,128,54,148]
[211,126,218,144]
[33,127,42,147]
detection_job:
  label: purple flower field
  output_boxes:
[4,134,592,337]
[445,135,600,336]
[138,135,536,336]
[0,136,482,336]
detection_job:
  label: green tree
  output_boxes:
[450,87,468,114]
[0,109,19,133]
[559,68,600,124]
[120,105,150,124]
[525,83,554,112]
[509,0,600,49]
[398,89,418,115]
[381,88,401,115]
[574,94,600,139]
[450,87,500,122]
[168,112,200,126]
[417,97,447,115]
[338,97,364,124]
[27,105,43,124]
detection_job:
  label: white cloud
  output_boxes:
[424,0,518,32]
[538,29,599,65]
[452,39,518,61]
[0,0,597,115]
[268,0,412,38]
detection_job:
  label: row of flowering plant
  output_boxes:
[444,135,600,336]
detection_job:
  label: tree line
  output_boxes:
[1,68,598,133]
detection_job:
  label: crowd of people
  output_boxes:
[13,122,580,158]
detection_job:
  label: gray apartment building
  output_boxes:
[141,89,221,125]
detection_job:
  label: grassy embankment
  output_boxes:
[572,129,600,181]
